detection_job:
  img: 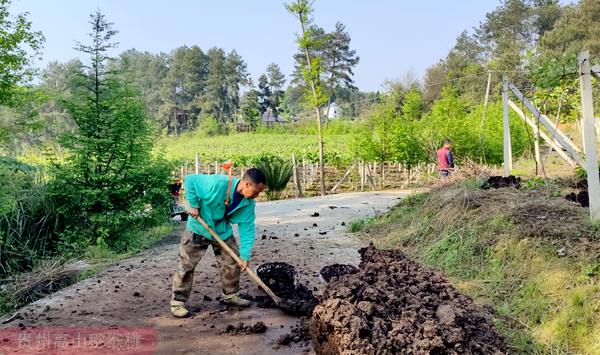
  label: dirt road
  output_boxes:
[1,190,409,354]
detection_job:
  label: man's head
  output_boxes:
[238,168,267,199]
[443,139,452,149]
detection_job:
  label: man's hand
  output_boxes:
[187,207,199,218]
[240,260,249,272]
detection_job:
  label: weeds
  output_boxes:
[358,184,600,354]
[349,217,375,232]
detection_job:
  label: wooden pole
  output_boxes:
[578,51,600,221]
[365,163,376,190]
[292,154,303,198]
[330,164,355,194]
[195,154,200,174]
[191,214,282,304]
[360,161,365,192]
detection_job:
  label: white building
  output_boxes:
[327,102,341,119]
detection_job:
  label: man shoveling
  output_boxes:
[170,167,266,318]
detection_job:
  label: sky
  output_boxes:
[11,0,508,92]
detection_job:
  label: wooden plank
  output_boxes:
[330,164,355,194]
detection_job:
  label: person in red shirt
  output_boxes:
[437,139,454,177]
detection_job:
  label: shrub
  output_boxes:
[255,155,294,200]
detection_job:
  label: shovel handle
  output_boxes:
[191,213,282,304]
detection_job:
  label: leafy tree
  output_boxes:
[159,46,208,135]
[257,73,271,116]
[290,25,328,86]
[199,48,249,126]
[289,21,359,120]
[50,11,171,252]
[265,63,286,115]
[0,0,44,152]
[539,0,600,57]
[287,0,328,196]
[223,49,249,121]
[113,49,168,125]
[352,100,400,187]
[402,89,424,121]
[281,84,307,120]
[322,21,359,117]
[240,88,261,128]
[0,0,44,107]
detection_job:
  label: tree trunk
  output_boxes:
[380,162,385,189]
[299,16,325,196]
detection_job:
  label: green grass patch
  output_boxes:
[349,217,376,232]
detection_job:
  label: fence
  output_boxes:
[173,154,437,200]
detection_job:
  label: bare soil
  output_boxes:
[482,176,521,189]
[0,191,408,354]
[310,244,508,355]
[319,264,359,283]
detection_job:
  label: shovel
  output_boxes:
[190,213,283,306]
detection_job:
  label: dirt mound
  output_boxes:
[482,175,521,189]
[277,317,311,346]
[566,190,589,207]
[319,264,359,283]
[310,244,507,354]
[224,321,267,335]
[256,262,318,316]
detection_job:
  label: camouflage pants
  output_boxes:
[171,230,240,306]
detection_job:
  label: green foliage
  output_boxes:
[352,101,400,163]
[254,155,294,200]
[349,217,375,233]
[0,0,44,107]
[401,89,423,121]
[523,176,546,189]
[159,129,352,166]
[420,89,529,165]
[199,115,226,136]
[48,11,172,254]
[0,158,63,277]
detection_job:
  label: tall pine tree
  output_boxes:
[50,10,171,251]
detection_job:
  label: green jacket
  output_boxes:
[185,174,256,261]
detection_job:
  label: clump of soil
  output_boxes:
[277,317,311,346]
[565,177,590,207]
[566,190,589,207]
[310,244,507,354]
[224,321,267,335]
[256,262,297,294]
[482,175,521,189]
[256,262,318,316]
[319,264,359,283]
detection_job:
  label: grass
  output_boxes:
[349,217,376,232]
[354,184,600,354]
